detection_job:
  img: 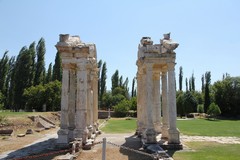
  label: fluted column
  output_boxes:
[137,72,144,134]
[74,60,89,143]
[161,71,169,139]
[146,64,154,129]
[68,67,76,141]
[144,63,156,143]
[57,63,70,144]
[167,63,180,144]
[153,71,161,133]
[92,70,98,132]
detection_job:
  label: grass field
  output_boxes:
[173,142,240,160]
[101,118,137,133]
[177,118,240,137]
[101,118,240,160]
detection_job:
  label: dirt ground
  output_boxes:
[1,115,240,160]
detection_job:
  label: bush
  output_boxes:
[197,104,204,113]
[113,99,131,117]
[207,102,221,119]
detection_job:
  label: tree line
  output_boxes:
[177,67,240,117]
[1,38,239,117]
[0,38,62,111]
[0,37,136,115]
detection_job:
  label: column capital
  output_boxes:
[167,62,176,71]
[62,63,75,70]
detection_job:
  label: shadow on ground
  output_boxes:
[119,134,153,160]
[1,138,70,160]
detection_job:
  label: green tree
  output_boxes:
[131,77,136,98]
[213,76,240,116]
[52,51,62,81]
[197,104,204,113]
[177,91,185,117]
[0,91,5,110]
[201,74,205,93]
[0,51,9,94]
[123,77,129,97]
[111,70,119,92]
[130,97,137,111]
[119,76,123,87]
[6,57,15,110]
[204,71,211,113]
[113,99,131,117]
[179,66,183,91]
[100,62,107,108]
[24,84,45,111]
[34,38,46,85]
[28,42,36,86]
[24,80,61,111]
[183,91,198,114]
[46,63,52,83]
[207,102,221,119]
[191,73,195,91]
[185,78,188,91]
[13,47,34,110]
[44,80,61,111]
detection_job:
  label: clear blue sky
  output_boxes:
[1,0,240,91]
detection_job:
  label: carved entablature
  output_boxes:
[137,33,178,61]
[56,34,97,60]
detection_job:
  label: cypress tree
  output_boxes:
[100,62,107,108]
[34,38,46,85]
[179,66,183,91]
[52,51,62,81]
[191,73,195,91]
[46,63,52,83]
[28,42,36,86]
[5,56,15,109]
[13,47,33,110]
[131,77,136,97]
[111,70,119,92]
[204,71,211,113]
[0,51,9,94]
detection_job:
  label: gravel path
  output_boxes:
[181,135,240,144]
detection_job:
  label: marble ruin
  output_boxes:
[56,34,99,147]
[136,33,182,147]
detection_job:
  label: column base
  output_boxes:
[74,127,89,144]
[57,128,69,147]
[144,128,157,144]
[168,128,180,144]
[154,122,162,133]
[68,129,74,142]
[161,125,169,140]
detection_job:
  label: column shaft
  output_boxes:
[167,63,180,144]
[161,71,169,139]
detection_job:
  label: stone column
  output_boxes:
[74,61,89,144]
[136,72,143,134]
[144,63,156,143]
[161,71,169,139]
[142,71,147,131]
[68,67,76,141]
[87,70,94,138]
[57,63,70,145]
[167,63,180,144]
[92,70,98,132]
[153,71,161,133]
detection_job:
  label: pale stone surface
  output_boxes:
[136,33,180,145]
[56,34,98,146]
